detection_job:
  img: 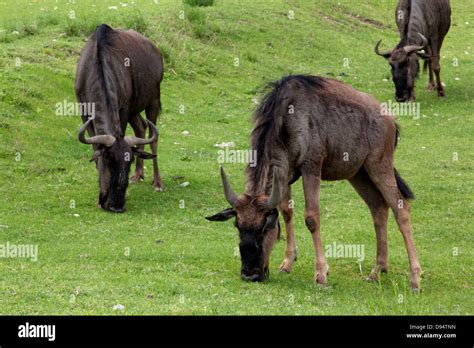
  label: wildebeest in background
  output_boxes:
[206,75,422,290]
[75,24,164,212]
[375,0,451,102]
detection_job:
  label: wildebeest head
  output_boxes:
[78,118,157,213]
[375,33,428,102]
[206,167,281,282]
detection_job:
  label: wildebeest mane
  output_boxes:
[246,75,326,194]
[95,24,117,126]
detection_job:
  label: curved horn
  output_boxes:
[265,169,282,210]
[404,33,428,54]
[125,119,159,147]
[220,167,238,208]
[374,40,393,58]
[78,118,116,147]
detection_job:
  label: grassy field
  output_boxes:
[0,0,472,315]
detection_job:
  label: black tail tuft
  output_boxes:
[96,24,113,46]
[394,168,415,200]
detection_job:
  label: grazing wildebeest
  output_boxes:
[375,0,451,102]
[206,75,422,289]
[75,24,164,212]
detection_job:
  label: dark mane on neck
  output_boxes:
[245,75,326,195]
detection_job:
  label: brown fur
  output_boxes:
[208,75,421,289]
[75,24,164,211]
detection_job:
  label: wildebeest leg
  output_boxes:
[365,160,421,290]
[146,101,163,191]
[425,46,436,91]
[348,169,389,281]
[301,165,328,285]
[432,53,445,97]
[278,186,297,273]
[129,114,146,183]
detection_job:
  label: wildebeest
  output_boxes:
[206,75,422,289]
[75,24,164,212]
[375,0,451,102]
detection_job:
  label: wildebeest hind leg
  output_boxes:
[278,186,297,273]
[348,169,389,282]
[129,114,146,183]
[365,160,421,290]
[146,102,163,191]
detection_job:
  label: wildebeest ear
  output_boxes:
[263,209,279,232]
[132,147,156,159]
[205,208,236,221]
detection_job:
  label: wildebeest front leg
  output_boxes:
[302,168,328,285]
[146,102,163,191]
[129,114,146,183]
[349,169,389,282]
[425,46,436,91]
[278,186,297,273]
[432,53,445,97]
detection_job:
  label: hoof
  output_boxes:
[366,265,387,282]
[365,272,379,282]
[426,82,436,91]
[437,90,445,97]
[130,174,144,183]
[315,273,328,286]
[410,268,422,291]
[314,265,329,286]
[279,258,295,273]
[153,179,164,192]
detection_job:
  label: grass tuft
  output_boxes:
[183,0,214,7]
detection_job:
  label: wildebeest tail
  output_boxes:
[393,123,414,200]
[394,169,415,200]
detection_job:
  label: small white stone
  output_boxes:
[455,77,460,81]
[179,182,190,187]
[213,141,235,149]
[181,131,190,136]
[113,304,125,311]
[109,6,118,10]
[73,214,80,217]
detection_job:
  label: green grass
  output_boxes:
[0,0,472,315]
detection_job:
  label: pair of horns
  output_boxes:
[375,33,428,57]
[78,117,158,147]
[220,167,281,210]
